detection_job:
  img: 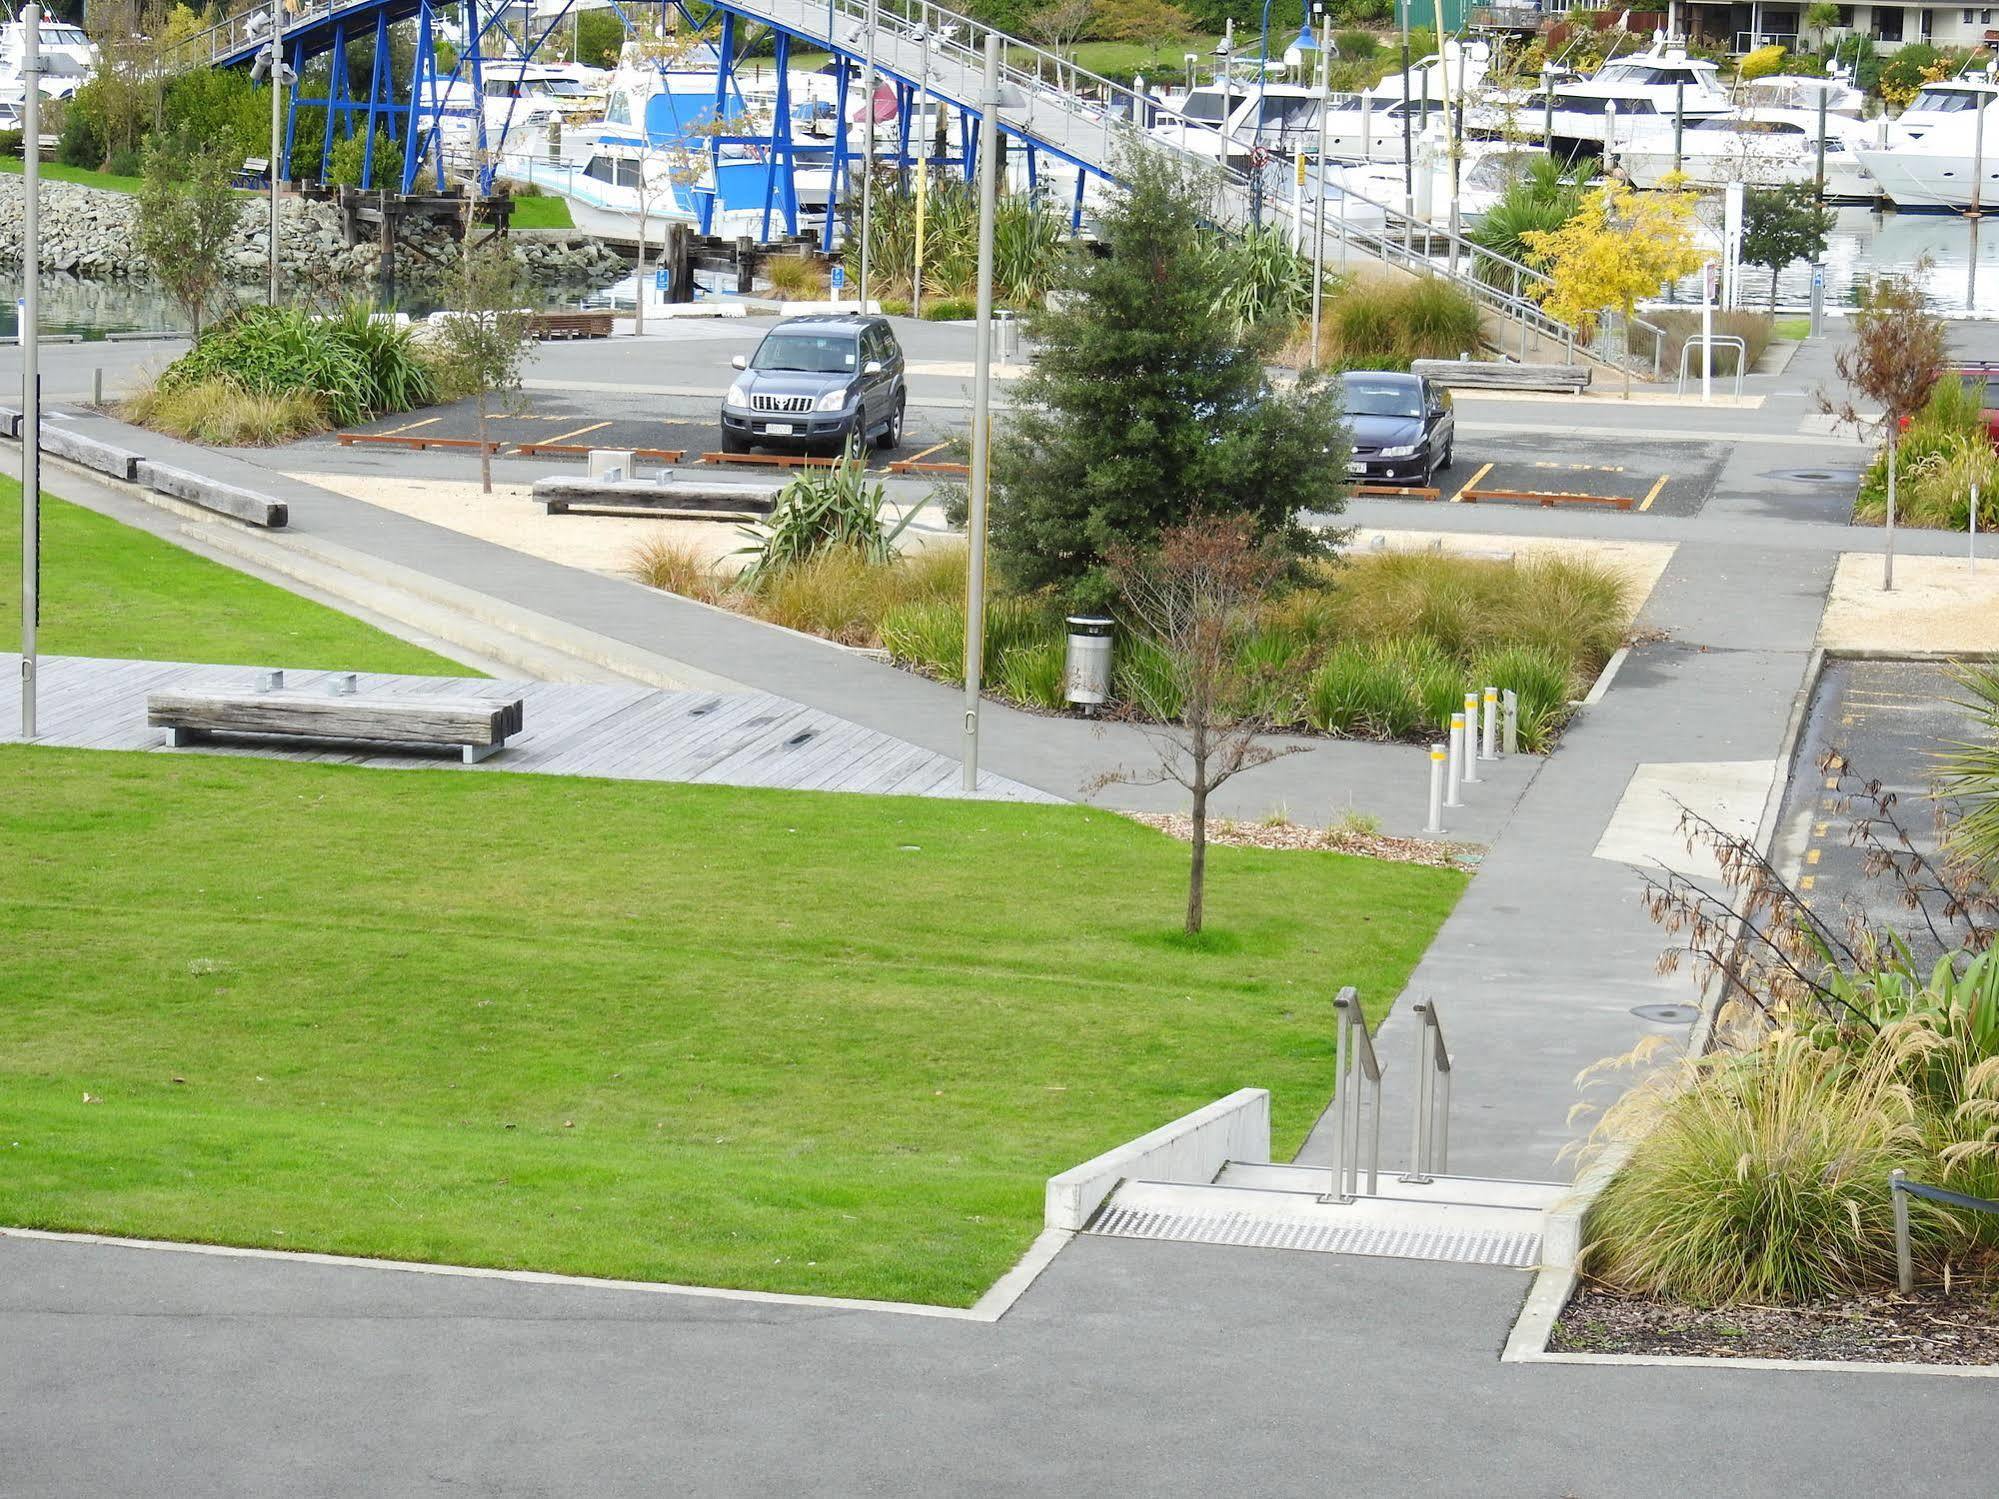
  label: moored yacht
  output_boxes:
[1619,106,1881,199]
[1857,88,1999,209]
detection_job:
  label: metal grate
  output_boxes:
[1089,1205,1541,1268]
[751,393,814,414]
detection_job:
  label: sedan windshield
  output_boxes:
[1341,380,1422,419]
[752,333,859,374]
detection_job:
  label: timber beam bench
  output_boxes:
[532,477,780,517]
[1410,360,1593,395]
[148,680,526,764]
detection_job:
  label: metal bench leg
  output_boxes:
[462,742,501,765]
[166,727,197,748]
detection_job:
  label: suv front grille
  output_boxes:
[751,393,814,414]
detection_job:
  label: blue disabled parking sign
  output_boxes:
[654,266,672,292]
[831,264,847,292]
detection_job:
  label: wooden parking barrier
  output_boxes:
[514,443,688,462]
[1351,483,1443,500]
[699,451,847,470]
[336,432,508,454]
[887,459,970,477]
[1459,487,1636,511]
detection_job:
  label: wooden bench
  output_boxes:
[532,477,779,517]
[148,686,526,764]
[529,311,615,340]
[1410,359,1593,395]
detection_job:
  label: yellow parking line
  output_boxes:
[1638,474,1670,511]
[1451,461,1494,503]
[1806,848,1822,865]
[1800,874,1816,891]
[541,420,611,446]
[376,416,441,437]
[903,440,949,465]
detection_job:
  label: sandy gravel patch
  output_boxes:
[1352,528,1675,622]
[1819,553,1999,653]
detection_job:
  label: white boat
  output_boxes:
[1619,108,1881,199]
[0,15,97,103]
[1888,78,1997,142]
[1856,89,1999,209]
[1740,74,1867,119]
[1484,44,1734,151]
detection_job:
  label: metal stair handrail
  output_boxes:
[1401,1000,1453,1185]
[1320,986,1383,1205]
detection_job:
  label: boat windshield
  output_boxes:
[1341,379,1422,418]
[1180,89,1229,123]
[752,333,859,373]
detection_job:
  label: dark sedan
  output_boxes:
[1339,371,1454,484]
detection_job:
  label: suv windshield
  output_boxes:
[752,332,860,374]
[1341,380,1422,418]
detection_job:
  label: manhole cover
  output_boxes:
[1766,467,1860,485]
[1631,1003,1700,1025]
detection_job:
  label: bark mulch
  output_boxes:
[1553,1286,1999,1366]
[1120,812,1476,870]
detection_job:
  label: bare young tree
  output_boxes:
[1819,269,1948,592]
[1093,515,1301,935]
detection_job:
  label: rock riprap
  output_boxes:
[0,176,624,288]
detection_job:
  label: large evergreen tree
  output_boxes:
[989,148,1346,606]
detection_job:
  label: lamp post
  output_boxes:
[961,34,1001,794]
[268,0,283,306]
[859,0,878,306]
[1397,0,1414,219]
[19,3,41,739]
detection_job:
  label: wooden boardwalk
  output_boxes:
[0,656,1059,803]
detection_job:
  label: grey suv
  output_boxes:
[721,314,906,455]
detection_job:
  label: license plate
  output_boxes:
[1346,460,1365,475]
[764,423,794,436]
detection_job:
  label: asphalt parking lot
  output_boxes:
[1775,659,1985,955]
[1355,432,1730,518]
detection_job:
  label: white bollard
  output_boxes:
[1461,693,1481,783]
[1502,689,1519,756]
[1445,713,1466,808]
[1481,686,1499,761]
[1425,741,1446,834]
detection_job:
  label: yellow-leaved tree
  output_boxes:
[1520,181,1705,398]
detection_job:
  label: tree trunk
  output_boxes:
[476,385,492,494]
[1771,265,1780,310]
[1186,721,1209,935]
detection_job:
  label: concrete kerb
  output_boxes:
[1496,646,1977,1372]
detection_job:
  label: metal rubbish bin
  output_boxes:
[1064,617,1115,711]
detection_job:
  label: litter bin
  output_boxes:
[1064,617,1115,712]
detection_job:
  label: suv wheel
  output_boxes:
[875,395,904,452]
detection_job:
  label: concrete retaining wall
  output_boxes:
[138,461,287,528]
[1044,1088,1270,1232]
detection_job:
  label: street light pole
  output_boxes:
[20,2,41,739]
[1397,0,1413,219]
[961,34,1001,794]
[1310,10,1330,365]
[859,0,878,306]
[269,0,283,307]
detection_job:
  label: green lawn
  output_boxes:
[507,193,575,230]
[2,157,149,194]
[0,749,1463,1304]
[1,478,470,674]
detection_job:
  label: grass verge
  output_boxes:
[0,478,471,673]
[0,747,1464,1305]
[505,194,576,230]
[0,157,147,194]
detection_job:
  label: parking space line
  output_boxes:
[903,441,950,465]
[1451,461,1494,503]
[1531,461,1626,473]
[1638,474,1670,511]
[541,420,612,446]
[376,416,441,437]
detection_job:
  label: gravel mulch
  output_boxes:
[1553,1286,1999,1366]
[1120,812,1477,870]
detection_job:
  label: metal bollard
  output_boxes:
[93,367,103,406]
[1445,714,1465,808]
[1892,1169,1913,1294]
[1460,693,1481,784]
[257,670,284,693]
[1481,686,1499,761]
[1502,689,1519,755]
[1425,741,1445,834]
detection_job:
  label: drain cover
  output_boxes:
[1631,1003,1700,1025]
[1766,467,1860,485]
[1089,1205,1542,1268]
